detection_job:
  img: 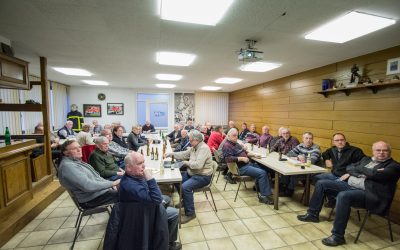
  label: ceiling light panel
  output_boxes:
[82,80,109,86]
[240,62,282,72]
[53,67,92,76]
[215,77,242,84]
[156,52,196,66]
[305,11,396,43]
[160,0,234,26]
[201,86,221,91]
[155,74,183,81]
[156,83,176,88]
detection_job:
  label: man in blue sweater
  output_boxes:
[120,151,181,250]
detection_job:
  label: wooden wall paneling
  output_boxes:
[333,121,400,136]
[2,156,31,205]
[334,97,400,111]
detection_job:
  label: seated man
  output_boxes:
[207,125,225,151]
[167,124,182,147]
[259,125,273,148]
[271,127,299,154]
[281,132,321,197]
[58,140,119,208]
[89,136,125,180]
[245,124,260,145]
[57,120,75,139]
[199,125,209,143]
[205,121,213,136]
[76,124,95,146]
[174,129,190,152]
[91,120,102,134]
[297,141,400,246]
[183,118,195,132]
[127,126,147,151]
[224,120,238,134]
[222,128,274,204]
[120,151,181,250]
[142,120,156,133]
[165,130,214,224]
[239,123,249,141]
[100,129,130,168]
[269,126,284,149]
[112,125,128,148]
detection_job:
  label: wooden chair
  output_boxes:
[193,161,218,211]
[67,190,112,250]
[224,162,259,201]
[212,148,226,183]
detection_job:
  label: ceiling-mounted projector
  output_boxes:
[238,39,263,62]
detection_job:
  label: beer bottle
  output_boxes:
[5,127,11,145]
[306,153,312,167]
[155,148,159,160]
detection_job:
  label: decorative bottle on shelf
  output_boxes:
[155,148,159,160]
[5,127,11,145]
[306,153,312,167]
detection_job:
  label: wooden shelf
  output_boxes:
[0,103,42,112]
[316,80,400,97]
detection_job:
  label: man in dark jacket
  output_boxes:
[120,152,181,250]
[58,120,75,139]
[168,124,182,147]
[142,120,156,133]
[297,141,400,247]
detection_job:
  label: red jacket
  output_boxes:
[207,132,225,152]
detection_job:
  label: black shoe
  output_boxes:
[321,235,346,246]
[280,188,294,197]
[181,214,196,224]
[259,195,274,205]
[324,199,336,208]
[297,213,319,223]
[169,241,182,250]
[224,173,237,184]
[252,182,260,191]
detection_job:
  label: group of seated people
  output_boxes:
[51,117,399,248]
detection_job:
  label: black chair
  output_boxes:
[224,162,259,201]
[212,148,226,183]
[193,161,218,211]
[67,190,112,250]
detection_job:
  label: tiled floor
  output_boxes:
[2,177,400,250]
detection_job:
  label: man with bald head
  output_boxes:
[120,152,181,250]
[298,141,400,247]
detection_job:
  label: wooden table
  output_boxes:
[139,135,183,226]
[246,144,327,210]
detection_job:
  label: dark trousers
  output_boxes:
[307,179,366,238]
[80,189,118,209]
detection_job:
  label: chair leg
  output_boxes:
[208,190,218,212]
[357,210,361,221]
[235,181,242,202]
[354,211,370,243]
[243,181,247,189]
[328,207,334,221]
[74,211,82,228]
[204,191,209,200]
[224,179,228,191]
[254,180,259,198]
[388,217,394,242]
[216,169,221,183]
[71,213,84,249]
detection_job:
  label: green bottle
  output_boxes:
[5,127,11,145]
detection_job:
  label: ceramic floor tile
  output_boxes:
[47,228,76,244]
[42,243,71,250]
[85,213,110,226]
[60,215,89,229]
[242,196,262,206]
[201,223,228,240]
[231,234,263,250]
[47,207,75,219]
[222,220,250,236]
[285,201,308,212]
[349,230,391,249]
[242,217,271,233]
[14,246,43,250]
[209,192,224,201]
[290,241,319,250]
[1,232,29,249]
[47,200,63,209]
[215,208,239,222]
[19,219,43,233]
[220,191,238,199]
[294,223,328,241]
[250,205,277,216]
[18,230,56,248]
[234,207,258,219]
[35,217,68,231]
[274,204,293,214]
[226,198,247,208]
[313,221,335,235]
[179,225,205,244]
[76,224,106,241]
[214,199,231,210]
[274,227,308,245]
[74,239,102,250]
[261,214,291,229]
[342,234,373,250]
[196,211,220,224]
[207,237,236,250]
[181,216,200,228]
[57,199,75,208]
[195,200,214,212]
[182,241,209,250]
[379,245,400,250]
[311,239,346,250]
[279,212,307,226]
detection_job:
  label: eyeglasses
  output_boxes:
[374,149,389,153]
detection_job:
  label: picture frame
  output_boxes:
[386,57,400,75]
[83,104,102,117]
[107,103,124,115]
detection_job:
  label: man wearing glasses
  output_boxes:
[297,141,400,246]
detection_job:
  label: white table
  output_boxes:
[246,144,327,210]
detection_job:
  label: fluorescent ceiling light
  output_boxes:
[156,83,176,89]
[53,67,92,76]
[155,73,183,81]
[82,80,109,86]
[215,77,242,84]
[201,86,221,91]
[305,11,396,43]
[240,62,282,72]
[156,51,196,66]
[160,0,234,26]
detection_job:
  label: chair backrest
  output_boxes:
[226,162,240,176]
[209,161,218,185]
[212,148,221,163]
[81,144,97,163]
[66,190,85,212]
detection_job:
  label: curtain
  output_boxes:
[194,92,229,126]
[51,81,68,130]
[0,88,22,134]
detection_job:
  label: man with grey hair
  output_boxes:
[57,120,75,139]
[174,129,190,152]
[271,127,299,154]
[222,128,274,204]
[165,130,214,224]
[100,129,130,168]
[89,136,125,180]
[298,141,400,247]
[167,123,182,147]
[224,120,238,134]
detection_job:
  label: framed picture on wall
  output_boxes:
[107,103,124,115]
[387,57,400,75]
[83,104,102,117]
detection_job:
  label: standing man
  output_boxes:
[298,141,400,247]
[67,104,84,132]
[58,140,119,208]
[120,152,181,250]
[165,130,214,224]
